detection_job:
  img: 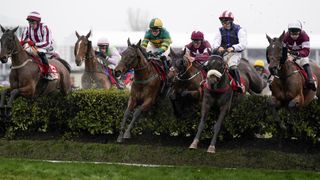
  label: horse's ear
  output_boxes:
[266,34,272,44]
[12,26,19,33]
[169,48,176,58]
[136,39,141,46]
[127,38,131,46]
[279,31,285,41]
[75,31,80,39]
[0,25,5,33]
[86,30,91,38]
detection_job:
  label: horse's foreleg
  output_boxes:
[117,108,132,143]
[189,96,212,149]
[0,89,9,108]
[207,105,228,154]
[123,107,142,139]
[124,98,153,139]
[7,89,20,108]
[181,90,199,98]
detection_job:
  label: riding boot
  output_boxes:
[231,68,244,93]
[303,64,316,91]
[38,52,54,81]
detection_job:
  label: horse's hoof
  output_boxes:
[123,131,131,139]
[207,145,216,154]
[189,139,199,149]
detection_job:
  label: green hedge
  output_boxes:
[1,89,319,142]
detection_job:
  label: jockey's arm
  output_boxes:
[35,25,52,49]
[106,46,121,66]
[212,33,222,52]
[232,28,247,52]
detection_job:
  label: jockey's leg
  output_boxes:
[230,66,243,93]
[303,64,316,91]
[38,52,54,80]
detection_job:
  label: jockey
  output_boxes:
[253,59,270,81]
[141,18,172,71]
[212,10,247,93]
[283,20,316,91]
[20,11,55,81]
[95,38,125,89]
[185,31,212,71]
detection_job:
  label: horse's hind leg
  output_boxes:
[117,108,131,143]
[207,105,228,153]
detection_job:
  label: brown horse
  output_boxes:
[168,49,206,117]
[266,32,320,108]
[74,31,112,89]
[0,26,71,109]
[115,39,163,143]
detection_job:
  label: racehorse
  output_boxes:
[168,49,206,117]
[74,31,112,89]
[266,32,320,108]
[188,54,267,153]
[115,39,163,143]
[0,26,71,110]
[188,56,235,153]
[266,32,320,142]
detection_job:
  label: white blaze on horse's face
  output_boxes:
[76,39,83,57]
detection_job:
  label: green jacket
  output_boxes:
[141,28,172,52]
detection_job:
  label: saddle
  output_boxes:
[294,63,317,88]
[149,58,166,81]
[30,55,59,80]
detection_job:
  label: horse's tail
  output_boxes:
[56,58,71,72]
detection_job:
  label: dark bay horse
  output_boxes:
[188,56,235,153]
[168,49,206,117]
[74,31,112,89]
[266,32,320,108]
[115,39,163,143]
[0,26,71,109]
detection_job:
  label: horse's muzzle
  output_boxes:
[115,70,122,78]
[0,57,8,63]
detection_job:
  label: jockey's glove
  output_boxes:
[27,40,35,46]
[154,49,165,56]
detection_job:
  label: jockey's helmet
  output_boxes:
[219,10,234,21]
[26,11,41,22]
[254,60,265,67]
[97,38,109,46]
[288,20,302,33]
[149,18,163,29]
[191,31,204,41]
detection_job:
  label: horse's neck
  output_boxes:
[280,61,297,77]
[11,48,30,66]
[133,57,152,79]
[84,49,99,71]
